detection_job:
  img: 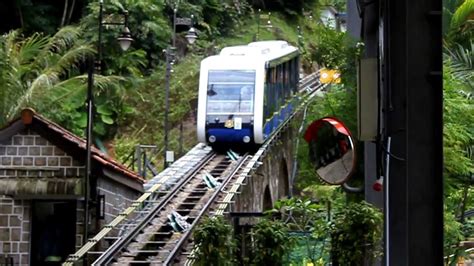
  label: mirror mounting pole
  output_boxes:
[342,182,364,193]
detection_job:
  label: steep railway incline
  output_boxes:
[93,152,250,265]
[63,72,323,266]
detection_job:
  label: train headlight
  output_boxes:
[243,136,251,143]
[209,135,217,143]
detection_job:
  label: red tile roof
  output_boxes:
[14,108,144,183]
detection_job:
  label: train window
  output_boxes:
[264,70,270,119]
[284,61,290,99]
[206,70,255,114]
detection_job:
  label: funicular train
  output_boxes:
[197,40,300,149]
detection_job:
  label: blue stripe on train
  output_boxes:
[263,102,296,140]
[207,128,253,143]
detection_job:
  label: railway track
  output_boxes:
[90,151,249,265]
[63,71,323,266]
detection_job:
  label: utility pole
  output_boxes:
[382,0,443,264]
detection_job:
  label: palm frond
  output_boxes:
[3,30,21,56]
[8,70,63,117]
[18,33,49,66]
[94,74,127,92]
[46,26,82,53]
[32,26,84,70]
[451,0,474,31]
[444,41,474,85]
[40,76,87,104]
[53,44,95,75]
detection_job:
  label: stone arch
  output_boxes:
[278,157,290,198]
[262,185,273,211]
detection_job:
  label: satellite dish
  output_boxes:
[304,117,356,185]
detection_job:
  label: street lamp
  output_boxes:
[255,9,261,41]
[163,9,198,168]
[297,26,305,53]
[84,0,133,246]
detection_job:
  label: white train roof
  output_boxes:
[202,40,298,68]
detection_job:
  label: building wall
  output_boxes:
[1,129,142,263]
[98,178,138,223]
[0,197,31,265]
[74,177,141,250]
[0,129,84,195]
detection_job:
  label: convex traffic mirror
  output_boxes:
[304,117,356,185]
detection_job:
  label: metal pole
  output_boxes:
[173,8,177,47]
[179,121,183,156]
[83,0,102,247]
[384,0,443,263]
[257,9,260,40]
[164,6,177,168]
[84,55,94,246]
[98,0,103,73]
[163,48,171,169]
[384,137,391,264]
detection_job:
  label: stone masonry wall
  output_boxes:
[0,196,31,265]
[1,128,142,260]
[0,129,84,195]
[97,178,138,223]
[234,114,301,214]
[74,178,140,250]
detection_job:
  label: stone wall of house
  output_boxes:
[73,178,140,251]
[97,178,139,223]
[1,128,142,261]
[0,196,31,265]
[0,129,84,195]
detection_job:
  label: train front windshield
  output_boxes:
[206,70,255,114]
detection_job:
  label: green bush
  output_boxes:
[329,201,383,265]
[193,216,237,266]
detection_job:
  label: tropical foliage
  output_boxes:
[0,26,93,126]
[329,201,383,265]
[443,45,474,263]
[442,0,474,262]
[193,216,237,266]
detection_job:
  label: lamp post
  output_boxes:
[84,0,133,246]
[254,9,272,41]
[255,9,261,41]
[163,9,197,168]
[297,26,305,53]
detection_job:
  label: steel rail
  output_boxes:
[62,152,215,265]
[163,154,250,265]
[91,152,217,265]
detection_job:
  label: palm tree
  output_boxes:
[0,26,93,125]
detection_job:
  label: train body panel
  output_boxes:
[197,41,299,148]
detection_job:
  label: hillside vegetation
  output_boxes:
[0,0,345,166]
